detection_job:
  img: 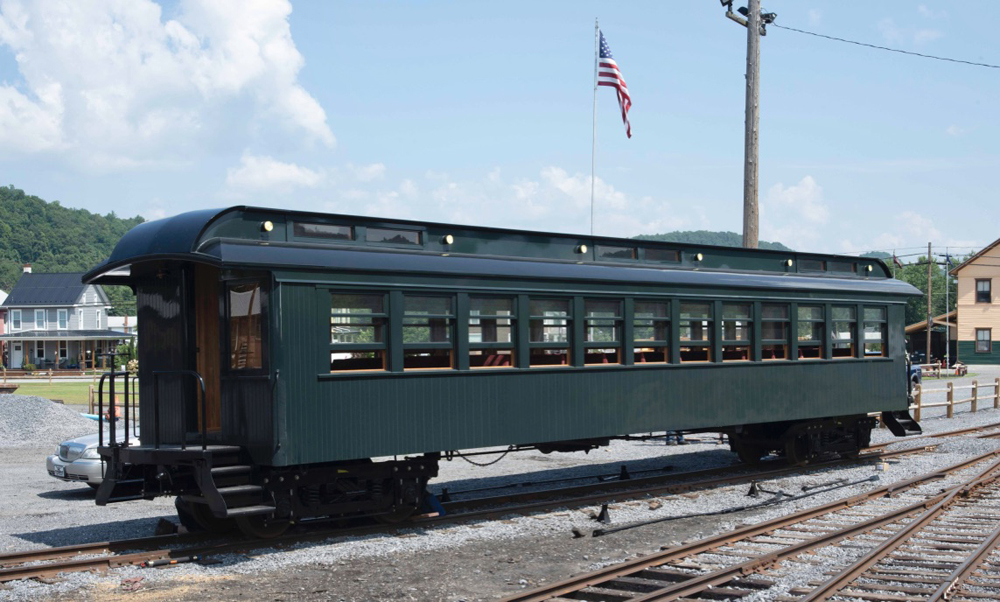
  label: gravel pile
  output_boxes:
[0,395,98,448]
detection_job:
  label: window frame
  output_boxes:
[402,294,455,371]
[633,299,671,365]
[761,303,790,361]
[224,279,269,374]
[797,305,824,359]
[863,306,888,357]
[976,328,992,354]
[721,303,752,362]
[329,291,389,373]
[528,297,572,368]
[35,309,45,330]
[976,279,992,304]
[831,305,857,359]
[10,309,20,331]
[678,301,713,363]
[59,340,68,359]
[57,309,68,330]
[468,295,516,369]
[583,298,623,365]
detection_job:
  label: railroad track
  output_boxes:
[501,449,1000,602]
[5,421,999,585]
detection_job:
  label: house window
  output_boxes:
[35,309,45,329]
[403,295,454,370]
[797,305,824,359]
[633,301,670,364]
[831,306,857,358]
[330,293,387,372]
[59,340,68,359]
[10,310,20,331]
[761,304,789,360]
[529,298,571,367]
[864,307,888,357]
[469,297,515,368]
[679,302,712,362]
[58,309,68,330]
[977,328,992,354]
[721,303,752,361]
[976,280,992,304]
[228,282,263,370]
[584,299,622,365]
[36,343,44,359]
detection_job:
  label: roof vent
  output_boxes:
[22,264,31,274]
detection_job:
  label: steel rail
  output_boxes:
[0,531,212,569]
[927,517,1000,601]
[499,448,1000,602]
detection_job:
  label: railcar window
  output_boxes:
[721,303,752,362]
[679,302,712,363]
[529,299,571,367]
[329,293,387,372]
[863,307,888,357]
[828,261,856,274]
[644,248,680,263]
[799,259,825,272]
[797,305,824,359]
[403,295,454,370]
[366,227,421,245]
[228,282,263,370]
[584,299,622,365]
[595,246,637,260]
[831,306,857,359]
[294,222,354,241]
[634,301,670,364]
[761,304,789,360]
[469,297,515,368]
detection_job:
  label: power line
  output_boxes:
[772,24,1000,70]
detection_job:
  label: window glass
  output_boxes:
[832,305,856,359]
[797,305,823,359]
[680,302,712,362]
[799,259,825,272]
[634,301,669,364]
[529,298,570,367]
[403,295,454,370]
[761,303,789,360]
[977,329,992,353]
[330,293,386,372]
[228,282,263,370]
[35,309,45,329]
[366,227,421,245]
[761,305,788,320]
[294,222,353,241]
[469,297,515,369]
[976,280,991,303]
[863,306,887,357]
[722,303,751,361]
[595,245,636,260]
[11,309,20,330]
[584,299,621,365]
[645,248,680,263]
[58,310,68,330]
[828,261,856,274]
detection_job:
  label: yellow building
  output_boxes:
[952,238,1000,364]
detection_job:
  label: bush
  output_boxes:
[22,363,37,372]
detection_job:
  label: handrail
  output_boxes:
[97,370,134,449]
[151,370,208,451]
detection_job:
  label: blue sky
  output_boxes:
[0,1,997,258]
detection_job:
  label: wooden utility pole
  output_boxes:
[926,242,933,363]
[742,0,761,249]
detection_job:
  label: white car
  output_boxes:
[46,432,140,489]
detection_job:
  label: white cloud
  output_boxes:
[877,17,942,45]
[807,9,822,26]
[0,0,333,167]
[946,125,967,137]
[225,153,324,191]
[760,176,829,251]
[918,5,947,19]
[347,162,387,182]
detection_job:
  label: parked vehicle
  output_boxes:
[46,431,139,489]
[85,206,924,537]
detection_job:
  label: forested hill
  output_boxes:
[634,230,792,251]
[0,186,144,314]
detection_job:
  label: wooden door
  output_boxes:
[194,264,222,433]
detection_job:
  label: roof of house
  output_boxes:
[950,236,1000,275]
[1,272,95,307]
[0,289,7,305]
[905,310,957,334]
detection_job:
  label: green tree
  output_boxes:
[892,255,963,326]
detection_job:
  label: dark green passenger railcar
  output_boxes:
[85,206,921,536]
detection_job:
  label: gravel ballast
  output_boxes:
[3,368,1000,601]
[0,395,98,449]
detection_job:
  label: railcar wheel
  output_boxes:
[784,435,810,466]
[733,442,769,465]
[235,514,290,539]
[174,497,237,533]
[374,505,417,524]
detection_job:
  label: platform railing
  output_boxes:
[910,378,1000,421]
[97,370,137,449]
[151,370,208,451]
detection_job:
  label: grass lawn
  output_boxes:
[13,381,95,406]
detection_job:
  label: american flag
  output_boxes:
[597,30,632,138]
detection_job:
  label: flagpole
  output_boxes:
[945,247,950,368]
[591,18,599,237]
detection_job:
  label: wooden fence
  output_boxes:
[911,378,1000,421]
